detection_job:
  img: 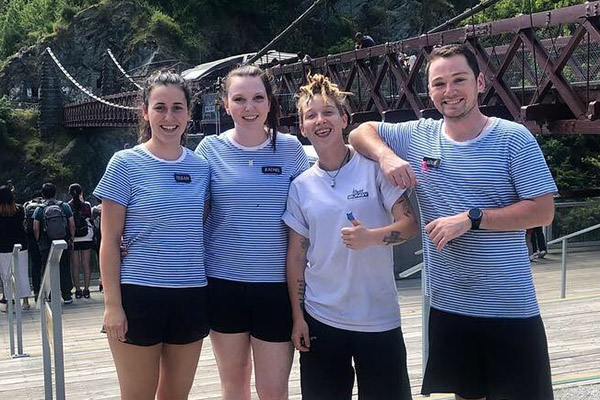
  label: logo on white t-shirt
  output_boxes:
[347,188,369,200]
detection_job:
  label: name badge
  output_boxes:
[422,157,441,169]
[262,166,282,175]
[174,173,192,183]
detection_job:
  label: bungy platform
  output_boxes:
[0,249,598,399]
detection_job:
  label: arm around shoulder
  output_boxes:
[349,123,417,188]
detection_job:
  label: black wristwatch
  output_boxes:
[468,208,483,230]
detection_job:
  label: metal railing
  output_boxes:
[37,240,68,400]
[547,223,600,299]
[4,244,29,359]
[549,200,600,247]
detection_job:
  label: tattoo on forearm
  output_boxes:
[396,194,414,219]
[300,237,310,250]
[383,231,408,245]
[297,278,306,309]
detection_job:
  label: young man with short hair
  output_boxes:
[33,182,76,304]
[349,44,556,400]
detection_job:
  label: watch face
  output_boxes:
[469,208,482,220]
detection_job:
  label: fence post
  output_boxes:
[6,248,15,357]
[5,244,29,358]
[38,240,67,400]
[561,240,568,299]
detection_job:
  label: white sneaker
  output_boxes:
[539,250,547,259]
[529,252,539,261]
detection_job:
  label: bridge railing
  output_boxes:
[63,91,139,128]
[268,1,600,135]
[4,244,29,359]
[37,240,68,400]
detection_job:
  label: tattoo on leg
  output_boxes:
[383,231,408,245]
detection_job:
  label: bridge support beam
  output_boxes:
[39,51,64,139]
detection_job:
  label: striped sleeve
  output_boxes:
[509,127,558,199]
[377,121,417,160]
[93,152,131,207]
[292,137,310,179]
[194,138,209,159]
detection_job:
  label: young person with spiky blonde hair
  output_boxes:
[284,74,417,400]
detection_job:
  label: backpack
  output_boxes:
[72,203,89,238]
[24,198,44,234]
[42,201,69,240]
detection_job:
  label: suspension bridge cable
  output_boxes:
[46,47,138,110]
[428,0,504,34]
[107,48,143,90]
[244,0,329,66]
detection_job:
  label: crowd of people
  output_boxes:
[2,43,558,400]
[0,180,101,310]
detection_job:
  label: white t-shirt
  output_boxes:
[283,152,405,332]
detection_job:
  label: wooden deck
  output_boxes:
[1,249,599,399]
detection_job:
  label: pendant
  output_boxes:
[248,160,254,167]
[330,179,336,188]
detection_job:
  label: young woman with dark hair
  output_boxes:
[0,185,31,311]
[94,69,211,399]
[68,183,94,299]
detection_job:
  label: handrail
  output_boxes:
[547,223,600,245]
[544,223,600,299]
[5,244,29,358]
[38,240,68,400]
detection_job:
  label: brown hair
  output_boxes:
[425,44,480,80]
[0,185,17,217]
[139,69,192,146]
[222,65,280,150]
[296,73,352,124]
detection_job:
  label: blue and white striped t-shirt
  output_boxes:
[93,145,210,288]
[379,118,557,318]
[195,130,309,282]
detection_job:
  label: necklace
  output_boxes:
[321,146,350,188]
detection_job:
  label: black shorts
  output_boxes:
[73,241,94,251]
[300,312,412,400]
[207,277,292,343]
[121,284,210,346]
[422,307,554,400]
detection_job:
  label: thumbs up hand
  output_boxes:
[341,217,376,250]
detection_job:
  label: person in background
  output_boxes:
[24,196,44,301]
[529,226,548,260]
[33,182,75,304]
[354,32,375,49]
[91,200,103,291]
[195,65,309,400]
[94,69,211,400]
[68,183,94,299]
[0,184,31,311]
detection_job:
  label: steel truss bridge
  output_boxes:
[61,1,600,135]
